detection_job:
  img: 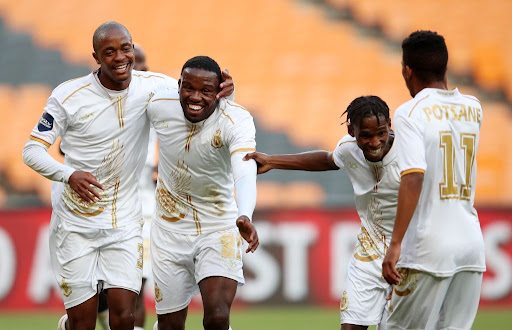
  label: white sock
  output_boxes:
[134,327,144,330]
[97,309,110,330]
[228,326,232,330]
[153,321,158,330]
[57,314,67,330]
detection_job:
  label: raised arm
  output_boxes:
[243,151,339,174]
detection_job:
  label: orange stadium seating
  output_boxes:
[0,0,510,207]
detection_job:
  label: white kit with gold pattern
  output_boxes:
[147,91,256,235]
[27,70,177,229]
[394,88,485,276]
[332,134,400,276]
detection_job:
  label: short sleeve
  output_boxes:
[394,111,427,175]
[332,138,346,169]
[28,95,68,147]
[226,115,256,156]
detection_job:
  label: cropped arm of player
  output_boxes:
[218,69,235,100]
[243,151,339,174]
[22,98,105,203]
[232,152,259,253]
[382,172,423,285]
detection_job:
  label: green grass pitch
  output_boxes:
[1,307,511,329]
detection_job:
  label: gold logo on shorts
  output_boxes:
[339,290,348,311]
[211,129,223,148]
[60,278,72,297]
[393,268,419,296]
[137,243,143,270]
[154,282,163,302]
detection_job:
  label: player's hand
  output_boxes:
[68,171,105,203]
[382,242,402,285]
[216,69,234,99]
[243,152,273,174]
[236,216,259,253]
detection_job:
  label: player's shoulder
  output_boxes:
[150,88,180,103]
[51,73,94,103]
[458,91,482,107]
[221,99,253,124]
[394,90,435,120]
[335,134,358,153]
[133,70,178,89]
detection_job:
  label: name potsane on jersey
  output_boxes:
[422,104,481,123]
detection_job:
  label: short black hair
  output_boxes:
[181,56,222,85]
[93,21,132,53]
[342,95,390,128]
[402,30,448,84]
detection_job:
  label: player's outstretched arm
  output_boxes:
[382,172,424,285]
[216,69,234,100]
[68,171,105,203]
[243,151,339,174]
[237,216,259,253]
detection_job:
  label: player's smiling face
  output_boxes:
[349,114,391,162]
[179,68,220,123]
[93,28,134,91]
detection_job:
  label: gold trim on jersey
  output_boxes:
[133,73,166,79]
[407,94,430,117]
[111,178,120,228]
[151,98,179,102]
[62,83,92,104]
[221,109,235,125]
[137,243,143,270]
[29,135,51,147]
[401,168,425,177]
[372,165,381,192]
[71,207,105,217]
[157,159,192,223]
[230,147,255,156]
[116,96,124,129]
[226,100,249,112]
[62,139,124,219]
[193,208,202,234]
[185,125,197,152]
[354,226,382,262]
[338,140,357,147]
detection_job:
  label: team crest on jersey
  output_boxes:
[37,112,54,132]
[60,278,72,297]
[339,291,348,311]
[154,282,163,302]
[211,129,223,148]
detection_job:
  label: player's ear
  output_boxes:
[403,65,413,81]
[387,118,392,129]
[347,123,354,137]
[92,52,100,65]
[178,79,181,88]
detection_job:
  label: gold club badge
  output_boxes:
[211,129,223,148]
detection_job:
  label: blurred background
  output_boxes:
[0,0,511,329]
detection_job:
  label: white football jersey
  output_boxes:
[394,88,485,276]
[28,70,177,229]
[147,90,256,235]
[333,134,400,277]
[139,128,158,218]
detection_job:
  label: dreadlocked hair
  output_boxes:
[342,95,390,128]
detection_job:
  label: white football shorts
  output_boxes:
[340,258,391,327]
[387,268,483,330]
[49,212,144,309]
[151,222,244,315]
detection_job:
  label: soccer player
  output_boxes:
[146,56,258,330]
[382,30,485,330]
[244,95,396,330]
[22,22,233,330]
[95,41,156,330]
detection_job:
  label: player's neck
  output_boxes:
[96,68,131,91]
